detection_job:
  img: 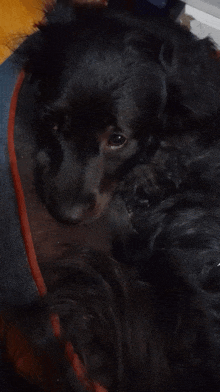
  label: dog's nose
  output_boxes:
[60,193,99,224]
[66,205,88,222]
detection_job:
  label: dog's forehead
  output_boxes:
[61,47,165,126]
[63,20,163,86]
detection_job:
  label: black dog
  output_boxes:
[11,2,220,391]
[14,1,220,225]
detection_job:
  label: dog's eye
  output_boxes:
[107,134,127,149]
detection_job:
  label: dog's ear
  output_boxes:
[159,36,220,120]
[13,1,76,78]
[13,1,107,77]
[181,38,220,118]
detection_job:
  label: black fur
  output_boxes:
[9,247,220,392]
[11,2,220,391]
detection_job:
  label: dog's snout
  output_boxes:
[63,205,90,224]
[58,191,112,224]
[60,194,96,222]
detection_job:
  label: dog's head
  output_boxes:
[15,2,220,224]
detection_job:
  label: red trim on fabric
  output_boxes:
[51,314,108,392]
[7,70,47,297]
[65,342,107,392]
